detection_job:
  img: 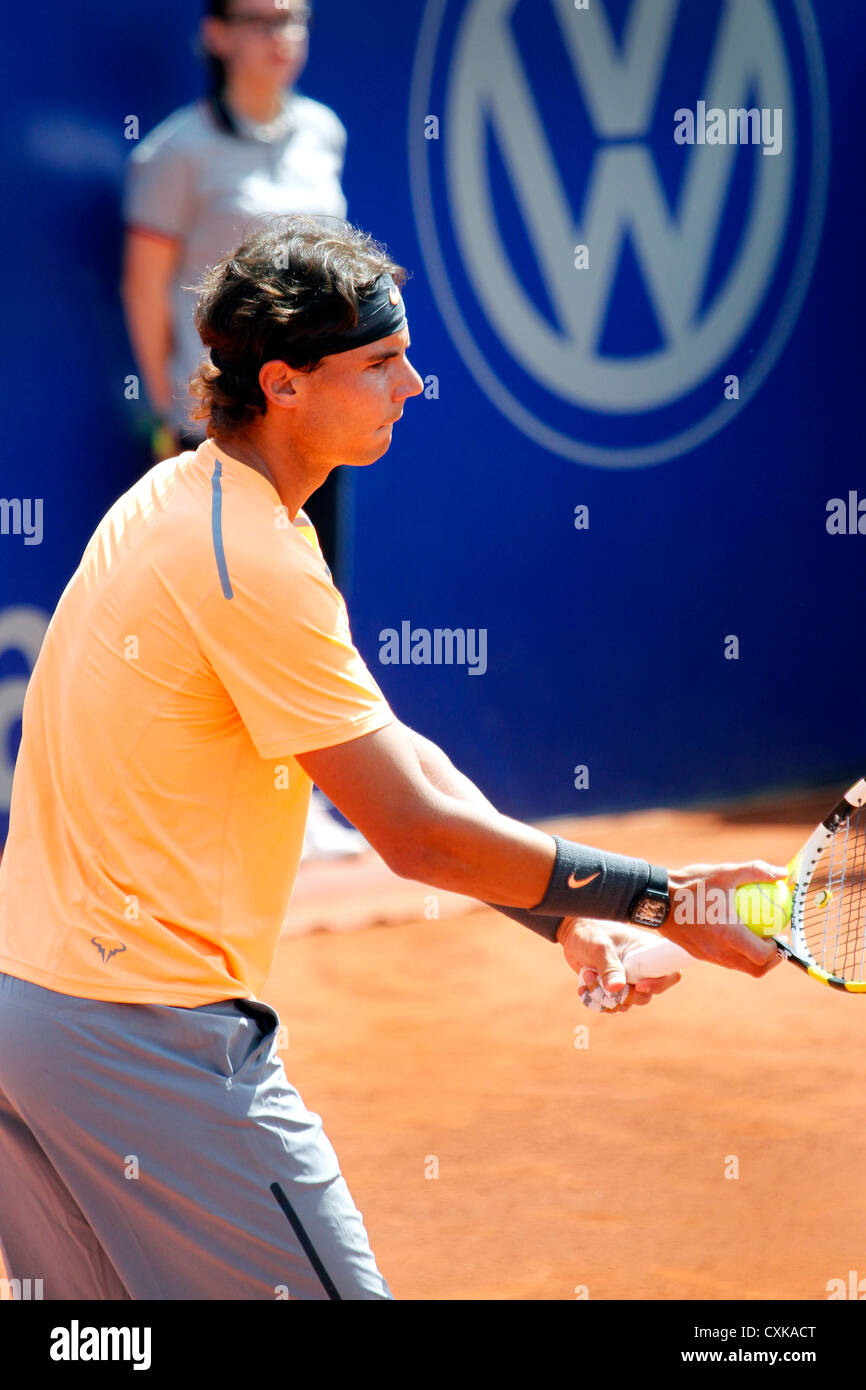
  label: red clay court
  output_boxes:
[2,786,862,1301]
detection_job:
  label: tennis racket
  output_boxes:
[582,776,866,1011]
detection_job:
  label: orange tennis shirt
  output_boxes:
[0,440,395,1005]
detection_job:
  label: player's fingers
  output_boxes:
[725,860,790,887]
[748,949,784,977]
[616,982,670,1010]
[577,967,597,1002]
[609,984,635,1011]
[672,861,789,885]
[751,859,791,880]
[695,937,781,974]
[726,947,783,977]
[604,985,630,1013]
[625,969,686,1007]
[596,942,628,997]
[725,924,782,967]
[632,988,655,1006]
[634,971,681,996]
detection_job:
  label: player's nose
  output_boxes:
[400,361,425,400]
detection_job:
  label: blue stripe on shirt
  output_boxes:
[210,457,234,599]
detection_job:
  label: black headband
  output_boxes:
[307,273,407,357]
[209,273,407,377]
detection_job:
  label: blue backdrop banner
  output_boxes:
[1,0,863,839]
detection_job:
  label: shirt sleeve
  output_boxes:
[186,529,395,758]
[124,126,196,241]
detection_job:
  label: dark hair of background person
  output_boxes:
[189,217,408,436]
[205,0,232,95]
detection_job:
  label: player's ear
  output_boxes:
[258,360,304,411]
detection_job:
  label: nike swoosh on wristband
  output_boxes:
[568,871,601,889]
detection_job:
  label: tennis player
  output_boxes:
[0,217,782,1300]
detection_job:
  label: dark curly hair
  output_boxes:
[188,217,408,436]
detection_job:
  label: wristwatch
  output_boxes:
[628,865,671,928]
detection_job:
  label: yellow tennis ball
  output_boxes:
[734,880,792,936]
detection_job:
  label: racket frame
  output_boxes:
[784,777,866,993]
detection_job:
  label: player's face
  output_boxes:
[291,328,425,468]
[205,1,310,87]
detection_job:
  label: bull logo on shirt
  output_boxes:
[90,936,128,964]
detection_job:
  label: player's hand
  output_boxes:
[558,918,683,1013]
[662,860,788,977]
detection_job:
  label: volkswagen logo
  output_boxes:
[409,0,830,467]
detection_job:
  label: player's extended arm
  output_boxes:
[401,726,682,1009]
[300,720,556,908]
[404,726,562,926]
[403,725,496,811]
[295,722,781,979]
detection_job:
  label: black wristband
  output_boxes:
[532,835,651,923]
[484,903,564,944]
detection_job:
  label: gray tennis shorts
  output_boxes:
[0,971,392,1300]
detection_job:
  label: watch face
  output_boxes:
[633,896,669,927]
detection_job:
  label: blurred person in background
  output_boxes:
[122,0,363,859]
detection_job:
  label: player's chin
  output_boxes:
[340,440,389,468]
[361,431,395,463]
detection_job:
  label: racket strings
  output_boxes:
[800,806,866,982]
